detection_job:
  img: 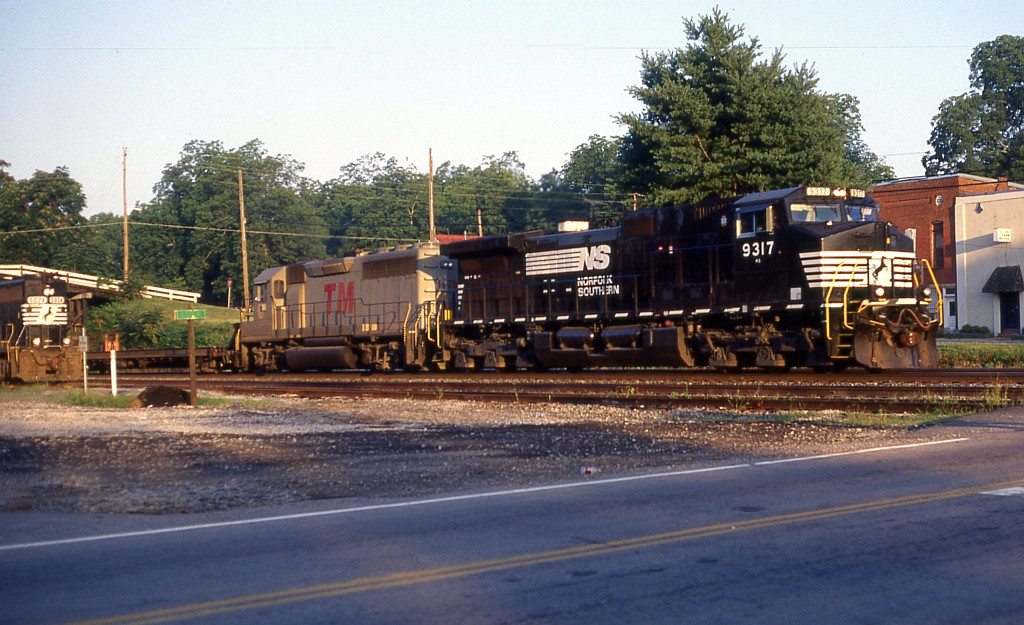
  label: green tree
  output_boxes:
[923,35,1024,180]
[134,139,327,303]
[52,212,124,277]
[434,153,531,236]
[321,153,429,254]
[0,160,87,266]
[618,9,890,206]
[557,135,629,226]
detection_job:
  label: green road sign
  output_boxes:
[174,309,207,321]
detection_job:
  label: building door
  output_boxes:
[1000,292,1021,332]
[944,287,956,331]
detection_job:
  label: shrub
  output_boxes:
[957,324,991,336]
[87,300,235,350]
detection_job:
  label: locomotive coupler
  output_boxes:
[898,330,921,347]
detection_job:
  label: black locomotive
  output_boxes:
[239,185,939,372]
[0,274,83,382]
[438,185,938,371]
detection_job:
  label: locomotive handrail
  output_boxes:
[823,260,846,341]
[920,259,944,327]
[428,299,447,348]
[842,260,862,331]
[402,302,413,346]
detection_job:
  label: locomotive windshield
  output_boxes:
[788,200,879,224]
[787,186,880,225]
[788,202,841,223]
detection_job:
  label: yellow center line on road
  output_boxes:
[64,478,1024,625]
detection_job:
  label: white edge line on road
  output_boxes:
[982,486,1024,496]
[0,437,970,552]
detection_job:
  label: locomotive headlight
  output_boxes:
[32,337,41,346]
[922,287,932,298]
[874,286,886,299]
[63,337,71,346]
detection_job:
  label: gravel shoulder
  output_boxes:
[0,395,944,515]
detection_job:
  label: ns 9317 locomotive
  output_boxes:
[238,186,940,373]
[0,274,83,383]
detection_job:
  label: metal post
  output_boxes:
[80,332,88,394]
[109,349,117,397]
[187,318,197,407]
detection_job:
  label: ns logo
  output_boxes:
[525,243,613,276]
[579,244,611,271]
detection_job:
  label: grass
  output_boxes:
[56,390,139,408]
[802,409,968,428]
[0,384,269,409]
[672,401,973,429]
[937,341,1024,368]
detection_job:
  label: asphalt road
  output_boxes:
[3,408,1024,625]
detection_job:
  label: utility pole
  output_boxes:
[428,148,436,243]
[238,169,250,311]
[122,148,129,282]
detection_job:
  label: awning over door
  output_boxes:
[981,265,1024,293]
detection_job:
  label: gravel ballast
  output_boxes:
[0,395,939,515]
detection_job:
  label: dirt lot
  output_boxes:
[0,394,940,515]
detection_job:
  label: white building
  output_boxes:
[954,189,1024,334]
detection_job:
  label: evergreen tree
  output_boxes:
[618,9,891,206]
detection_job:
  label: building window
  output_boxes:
[931,222,944,269]
[905,227,917,252]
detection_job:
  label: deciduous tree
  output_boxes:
[0,160,87,266]
[923,35,1024,181]
[134,139,326,302]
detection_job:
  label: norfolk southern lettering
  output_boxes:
[523,244,619,297]
[576,274,619,297]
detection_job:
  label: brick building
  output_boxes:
[871,174,1023,331]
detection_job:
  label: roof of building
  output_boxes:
[433,233,479,244]
[872,173,1024,190]
[957,187,1024,201]
[982,265,1024,294]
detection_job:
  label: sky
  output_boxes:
[2,0,1023,217]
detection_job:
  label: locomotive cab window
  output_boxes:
[847,204,878,222]
[736,205,772,238]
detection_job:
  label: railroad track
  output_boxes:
[103,369,1024,414]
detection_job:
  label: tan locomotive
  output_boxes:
[239,242,457,372]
